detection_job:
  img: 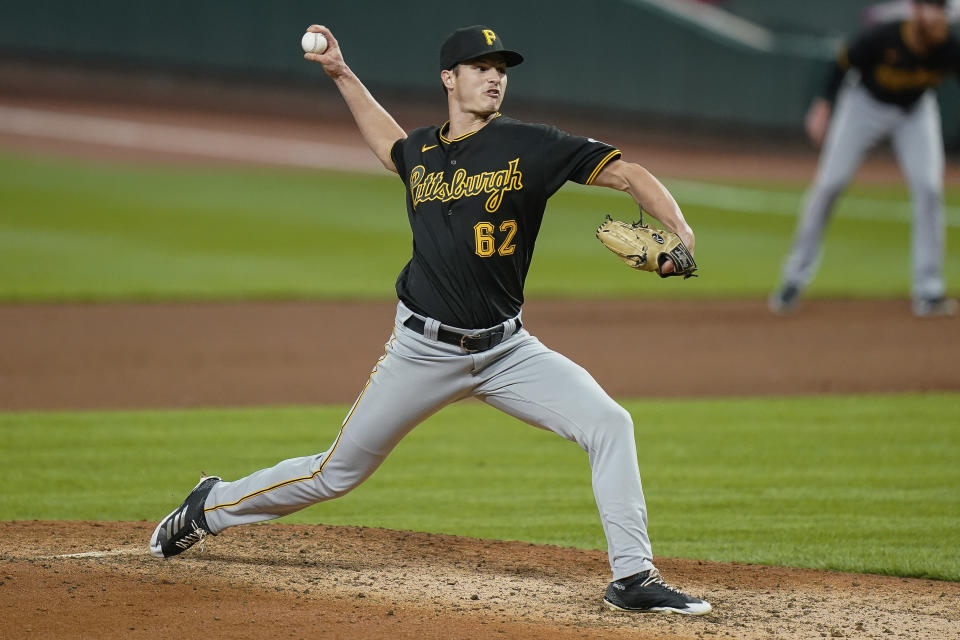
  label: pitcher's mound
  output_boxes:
[2,521,957,639]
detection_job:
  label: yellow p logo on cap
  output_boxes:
[482,29,497,46]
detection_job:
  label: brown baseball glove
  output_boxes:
[595,214,698,278]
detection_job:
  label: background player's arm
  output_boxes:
[807,32,875,146]
[805,48,849,146]
[304,25,406,173]
[805,47,849,146]
[591,159,694,255]
[805,97,832,147]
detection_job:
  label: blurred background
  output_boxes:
[3,0,960,145]
[3,1,960,305]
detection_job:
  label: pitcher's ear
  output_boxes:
[441,69,456,90]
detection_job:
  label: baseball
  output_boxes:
[301,32,328,54]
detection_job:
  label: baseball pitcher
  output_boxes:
[150,24,710,615]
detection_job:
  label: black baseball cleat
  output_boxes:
[768,283,802,316]
[149,475,221,559]
[912,296,958,318]
[603,568,712,616]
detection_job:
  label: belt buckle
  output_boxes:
[460,332,482,353]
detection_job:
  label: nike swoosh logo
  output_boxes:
[421,144,438,152]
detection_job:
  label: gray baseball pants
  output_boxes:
[202,301,655,580]
[780,83,947,301]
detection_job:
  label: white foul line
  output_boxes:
[40,546,144,559]
[663,178,960,228]
[0,105,386,174]
[573,179,960,228]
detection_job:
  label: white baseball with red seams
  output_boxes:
[301,32,327,54]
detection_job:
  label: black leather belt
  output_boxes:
[403,316,522,353]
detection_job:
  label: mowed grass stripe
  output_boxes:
[1,392,957,580]
[2,149,959,300]
[5,108,956,226]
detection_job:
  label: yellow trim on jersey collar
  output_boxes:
[439,112,502,144]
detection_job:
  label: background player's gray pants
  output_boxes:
[780,83,947,301]
[202,302,655,581]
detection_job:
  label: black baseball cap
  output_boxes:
[440,25,524,70]
[915,0,947,6]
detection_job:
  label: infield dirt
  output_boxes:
[2,299,959,411]
[3,521,960,640]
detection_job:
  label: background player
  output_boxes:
[150,24,711,615]
[770,0,958,317]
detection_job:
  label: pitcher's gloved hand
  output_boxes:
[596,215,698,279]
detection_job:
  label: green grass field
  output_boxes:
[1,394,958,580]
[2,148,958,582]
[2,149,959,301]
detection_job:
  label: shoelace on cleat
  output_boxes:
[640,568,684,595]
[173,521,208,551]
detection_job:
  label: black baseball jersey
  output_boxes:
[822,21,960,108]
[389,114,620,329]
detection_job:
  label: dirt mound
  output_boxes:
[1,521,957,639]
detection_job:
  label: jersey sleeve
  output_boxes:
[819,47,849,104]
[390,137,407,179]
[539,126,622,195]
[820,27,885,103]
[844,28,882,71]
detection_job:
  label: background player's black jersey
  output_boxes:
[822,21,960,108]
[390,114,620,329]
